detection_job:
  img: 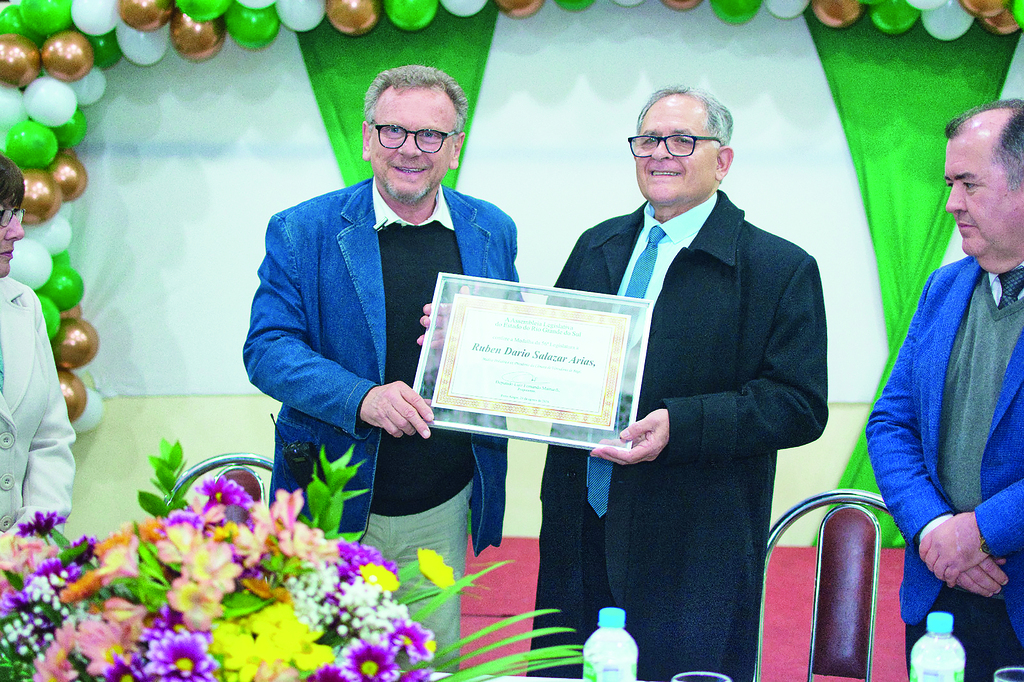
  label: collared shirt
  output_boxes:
[987,263,1024,305]
[370,180,456,232]
[616,193,718,302]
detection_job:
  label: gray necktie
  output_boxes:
[998,267,1024,309]
[587,225,667,517]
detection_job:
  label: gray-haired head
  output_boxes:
[364,65,469,134]
[946,99,1024,190]
[636,87,733,146]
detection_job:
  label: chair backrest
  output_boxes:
[167,452,275,508]
[754,489,888,682]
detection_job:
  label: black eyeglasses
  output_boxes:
[374,124,456,153]
[628,134,721,158]
[0,208,24,227]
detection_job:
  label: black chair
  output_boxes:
[754,489,890,682]
[168,452,274,521]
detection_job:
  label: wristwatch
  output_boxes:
[980,530,993,556]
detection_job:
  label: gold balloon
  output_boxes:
[811,0,865,27]
[41,31,94,83]
[60,304,82,320]
[49,150,88,202]
[58,369,87,422]
[170,11,226,62]
[958,0,1006,17]
[326,0,381,35]
[53,318,99,370]
[0,34,41,89]
[494,0,544,16]
[980,7,1020,30]
[120,0,174,30]
[21,169,63,226]
[660,0,703,9]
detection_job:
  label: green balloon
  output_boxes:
[709,0,762,23]
[177,0,234,23]
[51,250,71,267]
[869,0,919,34]
[38,294,60,339]
[52,109,87,149]
[5,120,58,169]
[0,5,46,46]
[18,0,73,37]
[554,0,596,9]
[37,264,84,312]
[87,31,122,70]
[384,0,439,31]
[225,2,280,50]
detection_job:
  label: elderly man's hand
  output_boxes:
[590,408,669,464]
[953,555,1008,596]
[919,512,1007,589]
[360,381,433,438]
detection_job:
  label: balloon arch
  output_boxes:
[0,0,1016,434]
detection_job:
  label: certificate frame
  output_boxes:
[412,273,653,451]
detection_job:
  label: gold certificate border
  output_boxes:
[432,296,629,429]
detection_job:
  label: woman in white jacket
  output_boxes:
[0,153,75,533]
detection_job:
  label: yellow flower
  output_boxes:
[417,548,455,588]
[360,563,399,592]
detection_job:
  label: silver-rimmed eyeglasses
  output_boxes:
[374,124,456,153]
[0,208,24,227]
[628,134,721,158]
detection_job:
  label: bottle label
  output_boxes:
[583,660,637,682]
[910,668,964,682]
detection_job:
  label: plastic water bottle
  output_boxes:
[583,607,638,682]
[909,611,966,682]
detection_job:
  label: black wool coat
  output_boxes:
[531,191,829,682]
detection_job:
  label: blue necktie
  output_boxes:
[587,225,666,517]
[998,267,1024,309]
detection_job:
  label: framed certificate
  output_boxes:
[413,274,653,450]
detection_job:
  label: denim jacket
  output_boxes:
[244,179,518,553]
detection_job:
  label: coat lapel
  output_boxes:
[596,207,644,294]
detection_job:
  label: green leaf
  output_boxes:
[221,590,271,619]
[138,490,169,517]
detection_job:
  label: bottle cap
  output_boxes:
[926,611,954,634]
[598,607,626,629]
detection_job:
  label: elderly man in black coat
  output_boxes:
[530,87,829,682]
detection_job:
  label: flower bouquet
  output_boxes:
[0,440,581,682]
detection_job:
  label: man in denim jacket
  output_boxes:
[244,65,518,649]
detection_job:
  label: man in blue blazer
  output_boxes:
[868,100,1024,678]
[243,65,518,650]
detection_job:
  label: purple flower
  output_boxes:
[140,607,188,643]
[16,511,66,537]
[197,478,253,512]
[335,541,397,581]
[105,654,143,682]
[340,640,401,682]
[69,536,97,565]
[165,509,205,529]
[142,630,218,682]
[307,664,349,682]
[391,621,433,663]
[397,669,432,682]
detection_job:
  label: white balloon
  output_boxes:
[8,240,53,290]
[0,88,27,130]
[766,0,809,18]
[275,0,326,31]
[238,0,277,8]
[441,0,488,16]
[69,68,106,107]
[611,0,645,6]
[23,77,78,128]
[922,0,973,39]
[24,215,72,255]
[907,0,946,9]
[71,0,120,35]
[72,387,105,433]
[115,21,170,66]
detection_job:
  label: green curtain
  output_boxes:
[296,5,499,188]
[807,15,1019,545]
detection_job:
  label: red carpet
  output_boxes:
[461,538,909,682]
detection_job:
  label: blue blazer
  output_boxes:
[243,179,518,553]
[867,256,1024,643]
